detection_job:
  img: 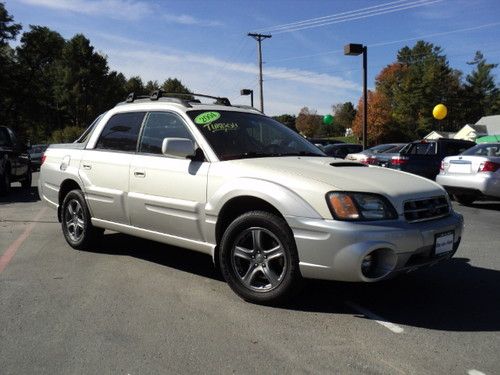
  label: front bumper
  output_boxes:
[436,173,500,198]
[286,212,464,282]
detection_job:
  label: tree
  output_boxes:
[0,2,21,46]
[124,76,145,95]
[144,80,160,94]
[273,114,296,131]
[376,41,464,138]
[54,34,110,128]
[0,3,22,130]
[295,107,321,137]
[331,102,356,136]
[14,26,65,140]
[464,51,499,121]
[161,78,193,99]
[352,91,403,144]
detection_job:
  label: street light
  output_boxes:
[240,89,254,108]
[344,43,368,150]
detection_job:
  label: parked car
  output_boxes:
[0,126,32,195]
[387,139,476,180]
[306,138,344,150]
[365,144,408,166]
[436,142,500,205]
[345,143,404,164]
[38,91,463,304]
[323,143,363,159]
[28,144,48,171]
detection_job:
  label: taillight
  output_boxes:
[366,156,377,165]
[478,161,500,172]
[391,156,409,166]
[41,154,46,166]
[440,160,449,171]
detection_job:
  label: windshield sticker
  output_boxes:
[203,122,239,133]
[194,111,221,125]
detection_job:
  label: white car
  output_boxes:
[38,92,464,304]
[437,143,500,204]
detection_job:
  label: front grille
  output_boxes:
[404,196,450,222]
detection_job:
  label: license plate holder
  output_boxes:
[434,231,454,255]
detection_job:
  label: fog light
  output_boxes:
[361,253,375,276]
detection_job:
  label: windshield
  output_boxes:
[187,110,325,160]
[461,143,500,156]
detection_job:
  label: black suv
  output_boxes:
[0,126,32,195]
[387,138,475,180]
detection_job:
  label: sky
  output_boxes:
[5,0,500,116]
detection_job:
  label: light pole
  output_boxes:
[344,43,368,150]
[240,89,254,108]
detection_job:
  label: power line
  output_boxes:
[268,21,500,63]
[253,0,410,33]
[253,0,441,34]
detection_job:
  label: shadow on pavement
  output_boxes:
[90,232,499,332]
[290,257,500,332]
[467,201,500,211]
[90,232,224,282]
[0,186,40,205]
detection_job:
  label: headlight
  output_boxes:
[325,192,398,221]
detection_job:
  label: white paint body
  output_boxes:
[38,101,464,282]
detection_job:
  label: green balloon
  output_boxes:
[323,114,334,125]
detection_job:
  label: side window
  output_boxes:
[0,128,11,146]
[444,143,467,156]
[95,112,146,152]
[138,112,193,155]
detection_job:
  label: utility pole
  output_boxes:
[248,33,272,113]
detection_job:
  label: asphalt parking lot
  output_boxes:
[1,173,499,375]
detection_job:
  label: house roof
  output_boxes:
[475,115,500,135]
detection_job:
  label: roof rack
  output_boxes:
[123,90,231,107]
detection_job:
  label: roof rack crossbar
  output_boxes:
[126,92,150,103]
[150,90,231,106]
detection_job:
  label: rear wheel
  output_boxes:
[61,189,103,249]
[454,194,476,206]
[219,211,302,305]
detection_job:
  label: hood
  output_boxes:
[222,156,447,216]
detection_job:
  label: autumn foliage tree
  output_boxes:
[352,90,402,145]
[295,107,321,137]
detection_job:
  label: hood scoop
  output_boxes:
[329,162,366,167]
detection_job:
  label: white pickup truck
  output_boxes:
[39,92,464,304]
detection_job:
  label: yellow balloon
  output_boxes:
[433,104,447,120]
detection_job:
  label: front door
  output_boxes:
[128,111,209,241]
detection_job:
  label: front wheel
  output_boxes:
[61,189,103,249]
[219,211,302,305]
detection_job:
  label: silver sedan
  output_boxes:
[436,143,500,204]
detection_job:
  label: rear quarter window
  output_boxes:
[95,112,146,152]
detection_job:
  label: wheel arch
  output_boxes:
[57,179,82,222]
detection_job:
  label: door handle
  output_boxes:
[134,171,146,178]
[82,164,92,170]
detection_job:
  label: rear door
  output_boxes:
[80,111,146,224]
[128,111,209,241]
[401,142,438,179]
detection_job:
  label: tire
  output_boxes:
[61,189,104,250]
[0,161,10,196]
[21,166,32,189]
[219,211,302,305]
[454,194,476,206]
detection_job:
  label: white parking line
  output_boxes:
[467,370,486,375]
[346,301,404,333]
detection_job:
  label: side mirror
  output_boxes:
[161,138,196,159]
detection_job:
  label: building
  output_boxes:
[424,115,500,142]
